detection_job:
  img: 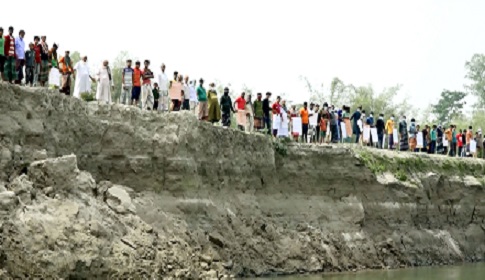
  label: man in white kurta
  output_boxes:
[95,60,114,104]
[73,56,93,99]
[157,64,169,112]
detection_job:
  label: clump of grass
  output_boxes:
[81,92,95,102]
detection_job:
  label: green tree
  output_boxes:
[432,90,467,124]
[465,54,485,106]
[110,51,133,102]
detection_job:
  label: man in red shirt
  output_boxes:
[3,26,16,83]
[234,92,247,131]
[271,96,282,136]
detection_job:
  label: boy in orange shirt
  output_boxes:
[299,102,313,143]
[131,61,143,107]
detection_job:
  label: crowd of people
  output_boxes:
[2,26,484,158]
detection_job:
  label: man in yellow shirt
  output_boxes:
[385,115,395,149]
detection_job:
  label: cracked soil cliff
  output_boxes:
[0,83,484,279]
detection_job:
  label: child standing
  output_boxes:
[430,125,437,154]
[25,43,36,86]
[152,83,160,111]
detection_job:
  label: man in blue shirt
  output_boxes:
[14,30,25,84]
[120,59,134,105]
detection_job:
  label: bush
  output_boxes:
[80,92,95,102]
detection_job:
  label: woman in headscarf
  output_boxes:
[399,116,409,151]
[219,87,235,128]
[207,83,221,124]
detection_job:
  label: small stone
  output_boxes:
[0,191,17,210]
[105,185,136,214]
[201,262,209,270]
[200,254,212,264]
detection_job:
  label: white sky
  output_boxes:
[3,0,485,109]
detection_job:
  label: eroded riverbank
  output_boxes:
[0,83,484,278]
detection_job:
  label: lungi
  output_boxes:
[4,56,17,81]
[39,60,49,83]
[236,110,246,127]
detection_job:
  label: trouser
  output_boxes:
[141,84,153,110]
[15,59,25,84]
[429,140,436,154]
[355,131,361,144]
[33,62,40,86]
[246,114,254,133]
[315,126,320,142]
[449,142,456,157]
[4,56,17,82]
[25,66,34,86]
[120,86,133,105]
[302,123,309,143]
[0,55,5,80]
[158,91,169,112]
[182,99,190,110]
[190,101,197,112]
[378,133,384,148]
[388,133,394,149]
[153,100,159,110]
[263,115,271,135]
[458,146,463,157]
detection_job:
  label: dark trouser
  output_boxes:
[25,66,34,85]
[388,134,394,149]
[458,146,463,157]
[302,123,309,143]
[429,140,436,154]
[263,115,271,135]
[355,131,361,143]
[182,99,190,110]
[153,100,159,111]
[330,124,338,143]
[15,59,25,84]
[378,133,384,149]
[449,142,456,157]
[315,126,320,142]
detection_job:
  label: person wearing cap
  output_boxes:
[73,55,95,99]
[58,50,73,94]
[120,59,134,105]
[157,64,169,111]
[95,60,114,104]
[3,26,17,83]
[197,79,208,120]
[14,29,25,84]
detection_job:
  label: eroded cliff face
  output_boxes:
[0,83,485,279]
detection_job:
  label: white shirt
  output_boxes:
[158,72,169,91]
[189,85,197,102]
[15,37,25,59]
[97,66,114,85]
[184,83,190,100]
[75,61,90,76]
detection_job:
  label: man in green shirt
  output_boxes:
[253,92,264,131]
[197,78,208,120]
[0,27,5,81]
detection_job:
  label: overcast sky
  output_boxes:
[3,0,485,109]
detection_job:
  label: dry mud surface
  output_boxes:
[0,83,484,279]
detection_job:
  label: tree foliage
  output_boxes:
[432,90,467,124]
[301,76,413,119]
[465,54,485,106]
